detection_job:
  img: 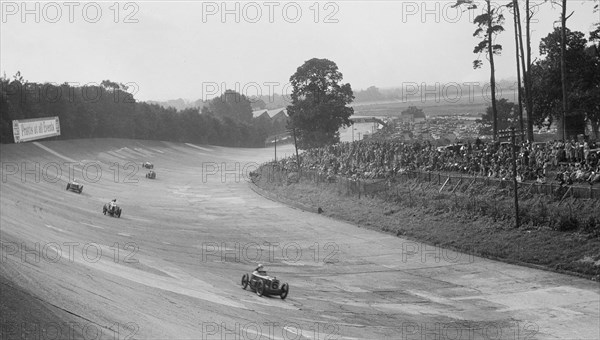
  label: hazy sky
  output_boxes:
[1,1,598,101]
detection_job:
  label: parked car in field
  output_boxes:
[66,180,83,194]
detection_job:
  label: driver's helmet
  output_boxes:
[112,199,117,203]
[256,264,264,271]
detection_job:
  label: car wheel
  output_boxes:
[117,211,121,218]
[66,184,70,190]
[241,274,249,289]
[256,280,264,297]
[280,283,289,300]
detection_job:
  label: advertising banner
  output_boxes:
[13,117,61,143]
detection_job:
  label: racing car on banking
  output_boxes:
[146,170,156,179]
[142,162,154,169]
[241,265,289,299]
[103,200,122,218]
[66,180,83,194]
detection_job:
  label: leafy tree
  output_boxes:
[478,98,518,135]
[354,86,384,102]
[530,28,599,138]
[250,97,267,110]
[401,106,425,119]
[453,0,504,140]
[286,58,354,149]
[208,90,253,123]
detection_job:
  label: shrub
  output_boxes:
[553,215,579,232]
[582,217,600,236]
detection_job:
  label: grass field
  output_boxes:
[352,90,519,117]
[253,166,600,281]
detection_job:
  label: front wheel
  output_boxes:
[280,283,289,300]
[66,184,70,190]
[256,280,264,297]
[241,274,249,289]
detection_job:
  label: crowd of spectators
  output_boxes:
[292,139,600,185]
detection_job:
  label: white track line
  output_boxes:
[45,224,64,232]
[149,148,164,154]
[106,151,127,159]
[33,142,77,162]
[185,143,212,152]
[81,222,105,229]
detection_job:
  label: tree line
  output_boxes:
[0,76,287,146]
[453,0,600,141]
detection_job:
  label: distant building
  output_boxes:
[271,110,288,125]
[252,108,288,119]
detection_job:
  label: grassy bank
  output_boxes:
[252,166,600,280]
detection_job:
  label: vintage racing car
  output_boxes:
[146,170,156,179]
[66,180,83,194]
[241,268,289,299]
[142,162,154,169]
[103,201,122,218]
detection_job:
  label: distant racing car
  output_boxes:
[66,180,83,194]
[241,267,289,299]
[146,170,156,179]
[142,162,154,169]
[103,201,122,218]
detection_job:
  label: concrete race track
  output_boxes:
[1,139,598,340]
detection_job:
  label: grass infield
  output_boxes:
[252,168,600,281]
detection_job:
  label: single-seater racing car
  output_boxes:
[142,162,154,169]
[66,180,83,194]
[146,170,156,179]
[241,265,288,299]
[103,200,122,218]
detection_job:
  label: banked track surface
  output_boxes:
[0,138,598,340]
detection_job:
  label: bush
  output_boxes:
[553,215,579,232]
[582,217,600,236]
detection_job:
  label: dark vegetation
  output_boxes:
[0,76,286,146]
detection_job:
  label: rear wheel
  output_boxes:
[280,283,289,300]
[66,184,70,190]
[256,280,264,297]
[117,210,121,218]
[241,274,249,289]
